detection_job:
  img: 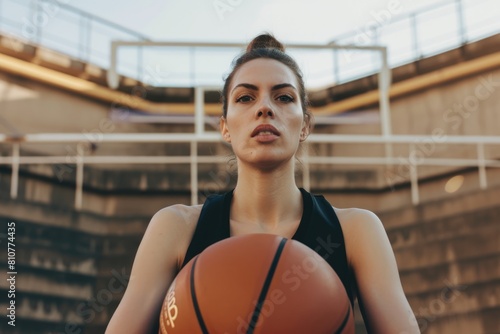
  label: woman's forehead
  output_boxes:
[230,58,298,90]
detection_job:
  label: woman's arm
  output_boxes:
[342,208,420,334]
[105,205,198,334]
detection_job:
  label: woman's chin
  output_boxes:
[242,154,295,170]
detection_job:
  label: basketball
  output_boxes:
[159,233,354,334]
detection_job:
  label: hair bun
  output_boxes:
[246,33,285,53]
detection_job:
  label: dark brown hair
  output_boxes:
[221,33,313,131]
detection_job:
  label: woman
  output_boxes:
[106,34,420,334]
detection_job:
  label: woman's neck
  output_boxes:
[231,162,303,230]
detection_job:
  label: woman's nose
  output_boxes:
[256,99,274,118]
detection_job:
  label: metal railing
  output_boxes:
[0,0,499,88]
[1,132,499,209]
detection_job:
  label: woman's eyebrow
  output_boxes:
[271,83,297,91]
[231,83,258,94]
[231,83,297,94]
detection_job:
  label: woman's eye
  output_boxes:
[236,95,253,103]
[277,95,294,103]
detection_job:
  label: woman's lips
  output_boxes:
[251,124,281,137]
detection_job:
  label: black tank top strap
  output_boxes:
[181,190,232,268]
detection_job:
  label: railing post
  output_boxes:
[85,15,92,62]
[75,144,84,210]
[332,45,339,84]
[195,86,204,135]
[191,141,198,205]
[10,143,20,199]
[107,41,119,89]
[410,13,420,59]
[33,0,42,44]
[137,45,143,83]
[192,86,204,205]
[477,142,488,189]
[378,47,393,168]
[190,47,196,86]
[409,143,420,205]
[410,162,420,206]
[379,47,392,137]
[456,0,467,44]
[79,14,86,60]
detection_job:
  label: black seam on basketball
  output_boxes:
[190,256,209,334]
[334,304,351,334]
[246,237,288,334]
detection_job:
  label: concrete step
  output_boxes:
[401,253,500,296]
[387,205,500,251]
[407,278,500,334]
[395,230,499,271]
[378,182,500,231]
[0,197,150,235]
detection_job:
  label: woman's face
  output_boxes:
[221,58,309,169]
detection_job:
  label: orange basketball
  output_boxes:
[159,233,354,334]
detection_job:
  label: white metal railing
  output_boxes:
[1,132,499,209]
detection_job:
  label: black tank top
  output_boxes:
[181,188,354,305]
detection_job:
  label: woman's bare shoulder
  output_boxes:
[333,206,382,230]
[332,207,387,263]
[152,204,203,228]
[146,204,203,268]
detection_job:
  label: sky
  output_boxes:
[68,0,439,44]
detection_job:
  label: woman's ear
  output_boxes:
[300,115,311,142]
[299,129,309,142]
[220,116,231,143]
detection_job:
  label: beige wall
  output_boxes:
[390,69,500,137]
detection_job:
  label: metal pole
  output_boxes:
[107,41,119,89]
[0,155,499,167]
[190,141,198,205]
[10,143,19,199]
[409,143,419,205]
[477,142,487,189]
[35,0,41,44]
[137,45,143,83]
[378,47,392,137]
[378,47,393,168]
[195,87,204,135]
[410,163,419,205]
[79,13,85,60]
[456,0,467,44]
[411,13,420,59]
[75,145,84,210]
[192,86,203,204]
[191,47,196,86]
[110,40,386,51]
[86,15,92,62]
[332,46,339,84]
[2,133,500,145]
